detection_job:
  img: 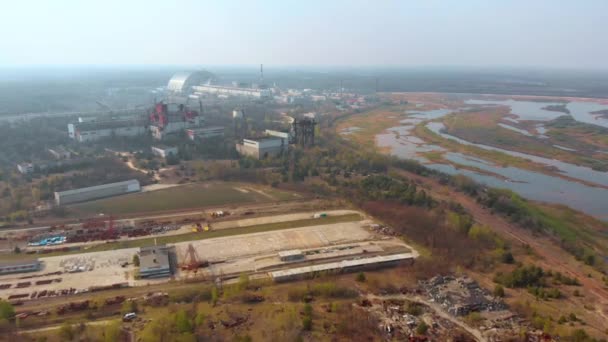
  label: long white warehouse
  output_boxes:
[269,253,415,282]
[54,179,141,205]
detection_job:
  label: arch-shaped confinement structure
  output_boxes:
[167,70,215,94]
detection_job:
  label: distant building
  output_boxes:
[148,102,202,140]
[186,127,225,140]
[0,260,41,275]
[236,137,285,159]
[265,129,291,141]
[270,253,415,282]
[68,119,147,142]
[193,84,272,99]
[54,179,141,205]
[278,250,304,262]
[151,145,178,158]
[48,147,72,160]
[138,245,173,279]
[167,70,214,95]
[17,163,34,174]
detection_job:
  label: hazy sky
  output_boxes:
[1,0,606,69]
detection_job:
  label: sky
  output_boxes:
[0,0,607,69]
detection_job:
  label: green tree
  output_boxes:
[237,273,250,291]
[493,284,505,298]
[416,321,429,335]
[121,300,138,314]
[132,254,140,267]
[103,321,121,342]
[355,272,366,282]
[211,287,219,306]
[0,300,15,320]
[58,323,75,341]
[175,309,193,333]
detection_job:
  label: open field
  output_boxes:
[69,182,302,216]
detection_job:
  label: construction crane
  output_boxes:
[180,244,208,273]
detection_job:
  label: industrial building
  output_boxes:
[151,145,178,158]
[138,245,174,279]
[47,147,72,160]
[278,250,304,262]
[0,260,41,276]
[68,119,147,142]
[265,129,291,140]
[148,102,203,140]
[186,126,225,140]
[54,179,141,205]
[269,253,414,282]
[166,70,214,96]
[17,163,34,174]
[193,84,272,99]
[236,137,285,159]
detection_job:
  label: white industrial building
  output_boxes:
[151,145,178,158]
[48,147,72,160]
[54,179,141,205]
[166,70,214,95]
[148,102,203,140]
[17,163,34,174]
[186,126,225,140]
[265,129,291,140]
[193,85,272,99]
[236,137,285,159]
[68,119,147,142]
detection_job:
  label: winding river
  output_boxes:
[374,98,608,220]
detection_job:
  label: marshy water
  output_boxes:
[374,98,608,220]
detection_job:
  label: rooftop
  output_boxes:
[72,119,145,131]
[278,250,303,258]
[139,245,171,270]
[270,253,414,279]
[55,179,139,197]
[0,259,40,268]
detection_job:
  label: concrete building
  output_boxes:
[270,253,414,282]
[138,245,173,279]
[265,129,291,141]
[48,147,72,160]
[151,145,178,158]
[17,163,34,174]
[54,179,141,205]
[68,119,147,142]
[193,85,272,99]
[0,260,41,275]
[278,250,304,262]
[236,137,285,159]
[186,126,225,140]
[148,102,202,140]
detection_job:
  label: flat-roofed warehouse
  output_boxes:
[0,260,41,276]
[270,253,415,282]
[138,245,174,279]
[54,179,141,205]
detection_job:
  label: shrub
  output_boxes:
[493,284,505,298]
[416,321,428,335]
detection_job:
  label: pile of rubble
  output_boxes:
[421,276,506,316]
[369,224,397,236]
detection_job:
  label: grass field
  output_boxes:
[6,214,362,261]
[70,182,301,216]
